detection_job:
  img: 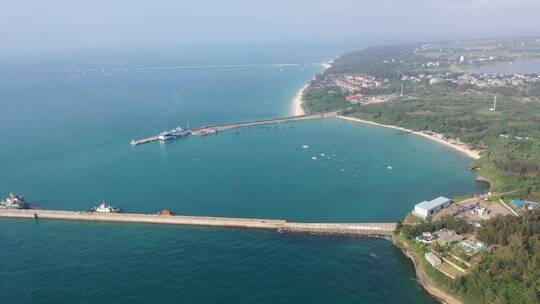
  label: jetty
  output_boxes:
[0,209,395,237]
[130,110,341,146]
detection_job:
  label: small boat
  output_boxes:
[0,193,30,209]
[302,145,309,149]
[311,156,317,160]
[387,166,393,170]
[89,201,121,213]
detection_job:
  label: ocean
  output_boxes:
[0,45,485,303]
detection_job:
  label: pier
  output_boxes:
[130,110,341,146]
[0,209,395,237]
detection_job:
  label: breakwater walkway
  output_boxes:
[0,209,395,237]
[130,110,341,146]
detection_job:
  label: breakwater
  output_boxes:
[0,209,395,237]
[130,110,342,145]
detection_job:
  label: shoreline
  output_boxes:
[394,240,463,304]
[290,62,333,116]
[337,115,481,160]
[291,84,308,116]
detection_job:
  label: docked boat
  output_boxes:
[158,127,190,141]
[89,201,121,213]
[0,193,30,209]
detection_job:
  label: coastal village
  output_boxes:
[402,194,538,280]
[300,37,540,304]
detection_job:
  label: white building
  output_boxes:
[415,232,435,244]
[413,196,452,219]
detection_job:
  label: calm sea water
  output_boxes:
[0,48,484,303]
[467,59,540,74]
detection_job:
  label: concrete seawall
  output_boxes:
[0,209,395,237]
[130,109,345,145]
[281,222,396,237]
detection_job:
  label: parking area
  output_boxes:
[432,197,513,222]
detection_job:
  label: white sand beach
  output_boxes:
[337,115,482,160]
[291,84,308,116]
[290,62,333,116]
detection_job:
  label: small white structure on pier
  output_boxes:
[413,196,451,219]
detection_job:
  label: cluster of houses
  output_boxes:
[333,74,389,93]
[344,94,390,105]
[415,228,466,246]
[457,73,540,87]
[418,228,487,271]
[411,194,539,277]
[401,72,540,88]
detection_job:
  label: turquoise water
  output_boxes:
[0,51,485,303]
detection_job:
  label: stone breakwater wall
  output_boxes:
[0,209,395,237]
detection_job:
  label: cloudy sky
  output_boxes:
[1,0,539,55]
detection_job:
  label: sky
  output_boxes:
[1,0,540,56]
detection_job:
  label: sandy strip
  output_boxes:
[290,61,333,116]
[290,84,308,116]
[337,115,481,160]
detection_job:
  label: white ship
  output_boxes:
[0,193,30,209]
[158,127,190,141]
[90,201,121,213]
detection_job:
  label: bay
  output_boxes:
[0,48,484,303]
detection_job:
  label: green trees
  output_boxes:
[461,210,540,303]
[301,85,348,113]
[396,211,540,303]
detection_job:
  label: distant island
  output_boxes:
[299,37,540,304]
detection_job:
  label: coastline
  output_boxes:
[292,59,476,303]
[337,115,481,160]
[395,239,463,304]
[290,61,333,116]
[291,84,308,116]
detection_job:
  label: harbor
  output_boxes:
[0,208,396,237]
[130,110,342,146]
